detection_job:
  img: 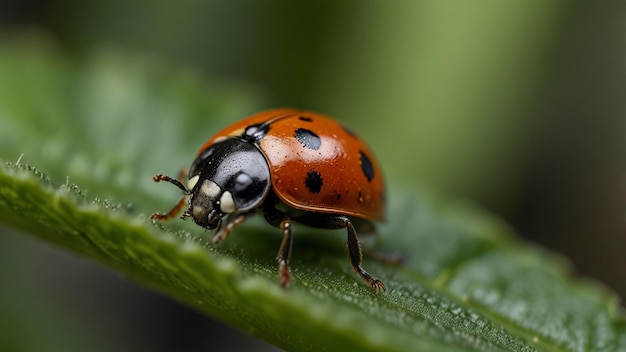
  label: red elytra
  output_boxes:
[151,108,387,291]
[198,108,386,221]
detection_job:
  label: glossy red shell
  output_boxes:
[198,109,385,221]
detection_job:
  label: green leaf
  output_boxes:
[1,37,625,352]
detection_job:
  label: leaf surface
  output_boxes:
[0,39,624,352]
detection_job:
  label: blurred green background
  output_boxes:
[0,1,623,351]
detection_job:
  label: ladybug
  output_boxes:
[151,108,386,290]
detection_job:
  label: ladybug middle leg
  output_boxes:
[275,218,294,287]
[263,206,294,287]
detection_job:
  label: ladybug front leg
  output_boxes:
[212,214,246,244]
[150,194,187,221]
[150,168,190,221]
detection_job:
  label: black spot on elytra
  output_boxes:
[295,128,321,150]
[298,116,314,122]
[359,151,375,182]
[304,170,323,193]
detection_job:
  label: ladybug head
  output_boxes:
[184,138,271,230]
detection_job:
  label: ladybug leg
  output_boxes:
[350,218,378,251]
[263,205,294,287]
[150,168,190,221]
[343,218,386,292]
[353,219,406,267]
[293,213,385,291]
[275,218,294,287]
[150,196,187,221]
[212,214,246,244]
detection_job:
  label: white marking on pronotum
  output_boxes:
[187,175,200,191]
[199,180,221,198]
[220,191,236,213]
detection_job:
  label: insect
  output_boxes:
[151,108,386,290]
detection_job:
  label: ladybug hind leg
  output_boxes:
[352,218,406,268]
[338,216,386,291]
[288,211,385,292]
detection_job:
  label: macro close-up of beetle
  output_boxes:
[151,108,387,290]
